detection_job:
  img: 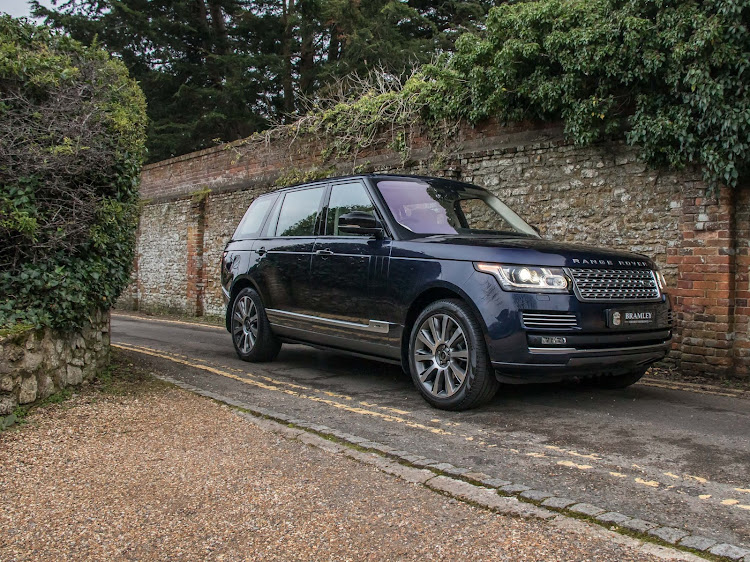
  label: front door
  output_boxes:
[308,180,394,348]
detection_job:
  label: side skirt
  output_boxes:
[277,336,402,366]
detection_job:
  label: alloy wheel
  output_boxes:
[413,313,469,398]
[232,295,258,354]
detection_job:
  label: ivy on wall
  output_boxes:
[238,0,748,190]
[445,0,749,188]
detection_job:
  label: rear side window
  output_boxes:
[275,187,326,237]
[234,195,276,240]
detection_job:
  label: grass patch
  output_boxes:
[91,349,170,396]
[0,322,34,340]
[1,351,169,432]
[1,387,75,432]
[38,387,74,406]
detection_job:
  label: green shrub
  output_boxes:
[443,0,750,188]
[0,16,147,330]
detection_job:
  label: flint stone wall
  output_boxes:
[0,310,110,416]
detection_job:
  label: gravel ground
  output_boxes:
[1,373,670,561]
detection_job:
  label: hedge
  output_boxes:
[0,16,147,330]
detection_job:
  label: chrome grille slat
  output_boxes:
[569,268,660,302]
[522,312,578,329]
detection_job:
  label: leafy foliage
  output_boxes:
[33,0,749,188]
[443,0,750,187]
[0,16,147,330]
[33,0,274,162]
[229,0,749,190]
[273,166,335,188]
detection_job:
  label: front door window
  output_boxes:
[325,183,376,236]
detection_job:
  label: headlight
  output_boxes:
[475,263,570,293]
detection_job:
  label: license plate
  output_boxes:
[607,307,658,329]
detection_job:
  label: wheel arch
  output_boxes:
[225,276,262,331]
[400,282,487,372]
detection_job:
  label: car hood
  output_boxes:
[391,235,655,269]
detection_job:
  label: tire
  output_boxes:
[591,368,646,389]
[407,299,499,410]
[230,287,281,362]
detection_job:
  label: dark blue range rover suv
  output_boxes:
[221,175,671,410]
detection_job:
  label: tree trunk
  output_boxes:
[299,22,314,96]
[194,0,211,55]
[328,24,340,62]
[281,0,296,117]
[208,1,229,56]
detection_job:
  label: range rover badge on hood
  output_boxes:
[572,258,650,267]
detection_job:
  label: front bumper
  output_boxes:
[474,278,672,383]
[492,340,670,383]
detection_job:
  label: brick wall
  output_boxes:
[734,186,750,376]
[120,121,749,378]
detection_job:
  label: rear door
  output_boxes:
[222,194,278,302]
[252,185,326,316]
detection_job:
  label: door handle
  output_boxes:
[256,247,267,256]
[315,249,334,256]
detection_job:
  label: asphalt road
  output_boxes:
[111,314,750,549]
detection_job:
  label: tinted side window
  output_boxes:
[325,182,375,236]
[275,187,325,237]
[234,195,276,239]
[261,194,283,237]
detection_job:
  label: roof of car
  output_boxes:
[269,173,469,193]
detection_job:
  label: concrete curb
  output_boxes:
[640,376,749,399]
[147,374,750,561]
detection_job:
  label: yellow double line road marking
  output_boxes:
[114,313,750,399]
[113,342,451,435]
[113,313,225,330]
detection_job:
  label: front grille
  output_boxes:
[569,268,660,302]
[522,312,578,329]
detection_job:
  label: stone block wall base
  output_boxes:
[0,310,110,415]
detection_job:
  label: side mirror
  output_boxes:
[338,211,385,238]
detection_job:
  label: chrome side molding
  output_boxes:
[266,308,392,334]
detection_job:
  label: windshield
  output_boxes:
[376,178,539,237]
